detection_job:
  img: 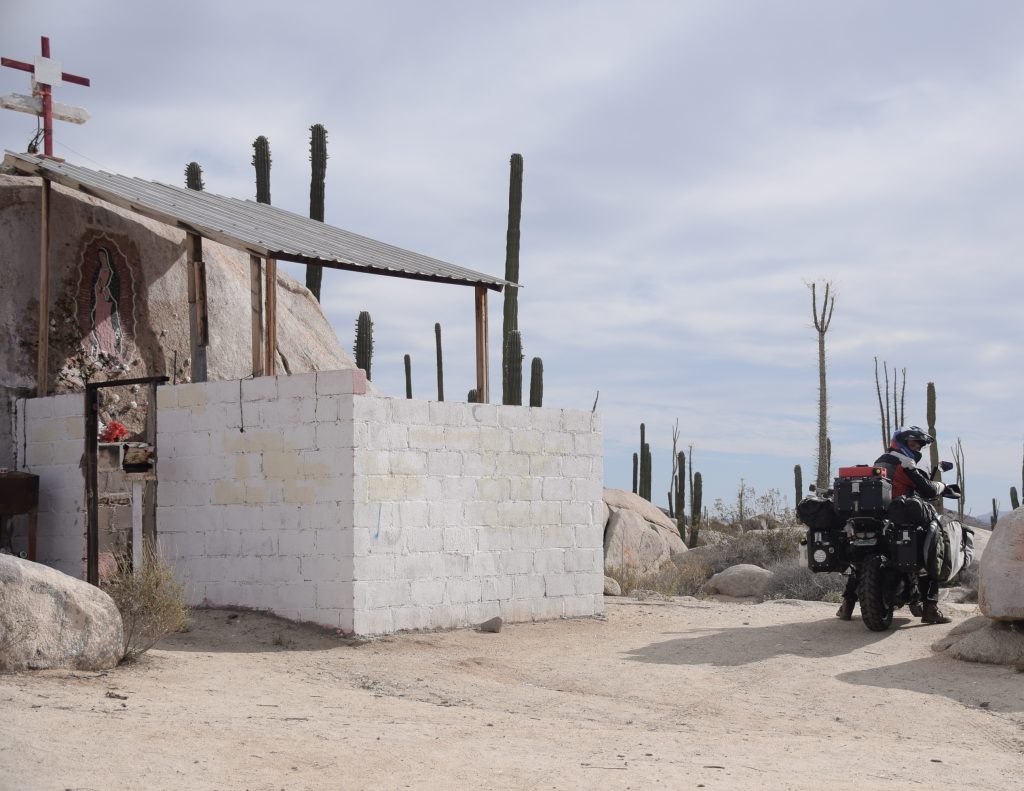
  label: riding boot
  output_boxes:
[921,601,951,624]
[836,597,856,621]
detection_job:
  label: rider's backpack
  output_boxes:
[796,496,842,531]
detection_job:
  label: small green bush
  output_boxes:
[103,547,190,662]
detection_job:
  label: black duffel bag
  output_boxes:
[797,496,843,531]
[887,495,937,527]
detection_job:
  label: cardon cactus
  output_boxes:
[632,453,639,494]
[502,154,523,402]
[184,162,204,191]
[1011,486,1020,511]
[252,136,272,204]
[306,123,328,301]
[404,354,412,399]
[504,331,523,406]
[529,357,543,407]
[689,472,703,548]
[794,464,803,506]
[467,388,479,403]
[435,323,444,402]
[353,311,373,380]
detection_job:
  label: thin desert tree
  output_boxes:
[808,281,836,490]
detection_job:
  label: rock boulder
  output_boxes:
[704,563,774,598]
[979,509,1024,621]
[0,554,124,671]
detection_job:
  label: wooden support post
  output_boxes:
[85,386,99,586]
[186,233,208,382]
[474,285,489,403]
[36,178,51,396]
[264,258,277,375]
[249,255,264,377]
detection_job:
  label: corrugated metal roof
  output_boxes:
[4,151,512,291]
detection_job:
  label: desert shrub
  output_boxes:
[763,560,846,602]
[606,559,713,598]
[698,527,802,576]
[103,547,190,662]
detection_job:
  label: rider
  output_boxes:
[836,426,961,624]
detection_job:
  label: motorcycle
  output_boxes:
[798,462,966,632]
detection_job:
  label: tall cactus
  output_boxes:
[927,381,942,514]
[1011,486,1020,511]
[184,162,205,191]
[675,451,687,542]
[353,311,373,380]
[467,388,479,403]
[529,357,543,407]
[809,281,836,490]
[632,453,639,494]
[434,323,444,401]
[689,472,703,548]
[504,330,523,406]
[794,464,803,506]
[640,443,652,502]
[991,498,1000,529]
[252,136,272,204]
[502,153,524,404]
[306,123,328,301]
[404,354,412,399]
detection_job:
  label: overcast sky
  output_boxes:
[3,1,1022,518]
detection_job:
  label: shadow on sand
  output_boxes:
[157,608,355,655]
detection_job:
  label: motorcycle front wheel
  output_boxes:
[857,554,894,631]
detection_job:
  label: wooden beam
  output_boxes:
[249,255,264,377]
[264,257,277,375]
[36,178,50,396]
[186,233,208,382]
[474,285,489,403]
[85,386,99,585]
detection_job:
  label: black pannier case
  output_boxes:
[833,466,891,516]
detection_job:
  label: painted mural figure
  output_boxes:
[89,247,123,359]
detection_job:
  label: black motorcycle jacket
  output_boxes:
[873,448,945,500]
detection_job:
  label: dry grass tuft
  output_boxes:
[103,546,190,662]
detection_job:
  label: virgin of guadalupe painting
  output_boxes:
[76,234,135,364]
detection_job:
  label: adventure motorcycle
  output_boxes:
[798,463,968,632]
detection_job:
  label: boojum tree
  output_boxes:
[808,281,836,490]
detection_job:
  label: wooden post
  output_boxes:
[474,285,489,403]
[36,178,51,396]
[249,255,264,377]
[264,258,277,375]
[85,386,99,586]
[186,233,208,382]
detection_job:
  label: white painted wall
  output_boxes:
[16,370,605,636]
[13,393,86,577]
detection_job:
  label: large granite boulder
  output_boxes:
[933,615,1024,666]
[704,563,774,598]
[979,509,1024,621]
[603,489,686,576]
[0,554,123,671]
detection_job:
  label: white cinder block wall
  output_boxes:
[17,370,605,637]
[156,370,362,632]
[351,398,604,635]
[13,393,86,577]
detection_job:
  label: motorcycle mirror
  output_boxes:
[940,461,954,472]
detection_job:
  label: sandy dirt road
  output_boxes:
[2,597,1022,790]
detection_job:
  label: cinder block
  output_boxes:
[511,430,543,453]
[410,578,445,604]
[442,526,477,553]
[512,573,545,600]
[205,529,241,556]
[467,403,497,425]
[391,606,434,632]
[404,526,444,553]
[445,577,482,604]
[562,594,603,618]
[278,529,317,557]
[316,421,354,449]
[274,583,317,610]
[467,552,498,576]
[466,601,502,625]
[477,527,512,552]
[315,395,340,423]
[560,455,592,477]
[476,478,510,502]
[566,548,602,573]
[283,480,317,504]
[497,549,533,575]
[395,552,444,579]
[480,575,514,601]
[354,553,396,580]
[479,427,511,453]
[573,478,604,503]
[157,409,190,435]
[428,401,466,427]
[542,432,574,454]
[397,500,429,527]
[529,501,562,526]
[175,383,208,409]
[496,405,533,429]
[364,579,412,608]
[443,427,478,451]
[427,500,463,529]
[407,425,445,450]
[316,369,363,396]
[353,395,391,423]
[260,555,301,583]
[299,554,343,582]
[544,573,575,598]
[240,530,277,555]
[353,608,395,637]
[495,453,530,477]
[542,477,574,501]
[426,451,462,476]
[441,475,476,501]
[317,581,354,610]
[277,372,317,399]
[391,398,430,425]
[573,432,602,456]
[575,572,605,595]
[389,450,427,476]
[51,393,84,419]
[534,548,566,574]
[527,408,561,432]
[199,379,242,405]
[241,376,278,402]
[443,553,469,576]
[461,453,494,477]
[534,597,566,620]
[509,476,542,501]
[561,409,593,432]
[24,395,56,419]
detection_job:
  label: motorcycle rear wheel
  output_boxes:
[857,554,894,631]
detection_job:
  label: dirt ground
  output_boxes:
[3,597,1023,791]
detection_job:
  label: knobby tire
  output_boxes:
[857,554,894,632]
